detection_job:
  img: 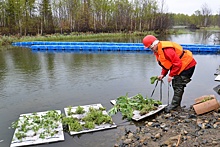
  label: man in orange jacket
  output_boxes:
[143,35,197,112]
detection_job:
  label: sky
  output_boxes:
[162,0,220,15]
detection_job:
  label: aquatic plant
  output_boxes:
[108,94,162,120]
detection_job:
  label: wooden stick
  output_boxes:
[176,134,181,147]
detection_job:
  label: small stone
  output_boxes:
[160,123,166,128]
[193,142,199,146]
[147,122,153,126]
[143,140,148,145]
[179,115,186,119]
[164,113,172,118]
[182,130,188,135]
[163,127,169,131]
[184,119,191,123]
[188,114,197,119]
[155,133,161,139]
[151,122,160,128]
[213,112,218,117]
[212,141,218,145]
[202,123,206,129]
[206,123,213,128]
[204,120,209,123]
[213,124,218,128]
[202,139,208,144]
[197,119,203,125]
[128,133,134,139]
[123,139,132,144]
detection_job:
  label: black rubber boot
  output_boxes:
[165,76,185,113]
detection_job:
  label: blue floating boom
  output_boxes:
[12,41,220,53]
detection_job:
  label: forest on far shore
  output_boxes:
[0,0,220,36]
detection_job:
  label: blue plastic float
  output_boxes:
[12,41,220,53]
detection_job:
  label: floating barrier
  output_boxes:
[12,41,220,53]
[12,41,144,47]
[30,45,148,51]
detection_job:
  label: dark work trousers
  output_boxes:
[171,66,195,107]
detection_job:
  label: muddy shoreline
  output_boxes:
[114,107,220,147]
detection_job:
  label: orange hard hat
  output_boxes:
[142,35,157,48]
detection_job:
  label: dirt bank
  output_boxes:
[114,107,220,147]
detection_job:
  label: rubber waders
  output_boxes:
[165,76,191,112]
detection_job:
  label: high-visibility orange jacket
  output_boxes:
[154,41,194,75]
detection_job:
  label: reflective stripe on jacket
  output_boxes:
[155,41,193,74]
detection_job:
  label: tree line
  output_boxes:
[0,0,219,36]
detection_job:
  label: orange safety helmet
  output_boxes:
[142,35,157,48]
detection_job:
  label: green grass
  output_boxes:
[0,28,203,46]
[0,31,158,46]
[200,26,220,30]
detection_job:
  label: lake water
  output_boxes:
[0,30,220,147]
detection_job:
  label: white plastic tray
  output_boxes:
[10,110,64,147]
[64,103,117,135]
[215,75,220,81]
[110,100,167,121]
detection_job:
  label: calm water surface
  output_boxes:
[0,31,220,147]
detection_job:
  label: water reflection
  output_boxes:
[87,30,220,45]
[167,30,220,45]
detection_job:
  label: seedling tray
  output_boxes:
[10,110,64,147]
[64,103,117,135]
[193,95,220,115]
[110,100,167,121]
[215,75,220,81]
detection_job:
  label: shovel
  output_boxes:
[150,76,171,105]
[150,76,163,102]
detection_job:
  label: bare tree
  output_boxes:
[201,3,212,27]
